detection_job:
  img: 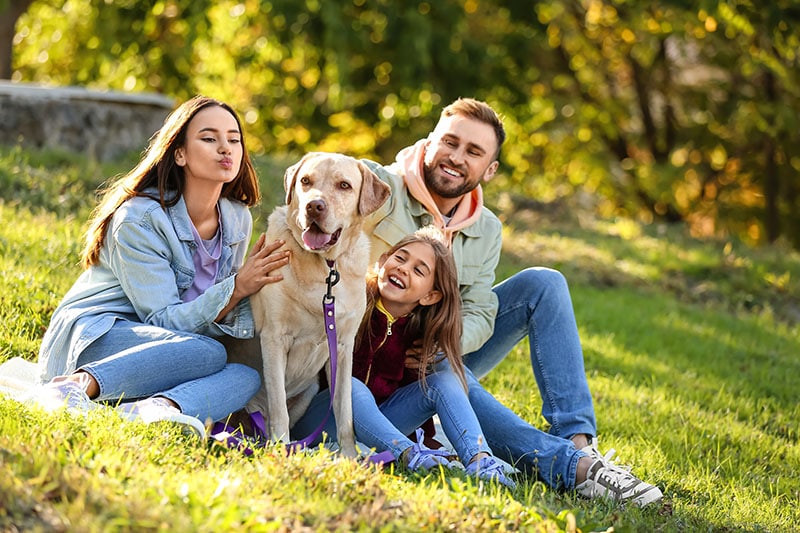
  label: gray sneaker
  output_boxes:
[117,397,207,439]
[576,442,663,507]
[24,380,97,413]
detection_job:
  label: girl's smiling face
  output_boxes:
[377,241,443,317]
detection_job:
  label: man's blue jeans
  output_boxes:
[464,267,597,441]
[76,319,261,423]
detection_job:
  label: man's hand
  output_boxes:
[404,340,426,370]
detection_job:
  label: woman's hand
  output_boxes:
[234,233,290,298]
[217,234,290,322]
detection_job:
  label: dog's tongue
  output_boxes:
[302,227,333,250]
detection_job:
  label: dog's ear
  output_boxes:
[284,154,314,205]
[357,161,391,216]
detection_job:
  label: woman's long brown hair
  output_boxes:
[80,96,260,268]
[358,226,467,391]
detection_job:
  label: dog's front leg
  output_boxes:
[331,341,357,457]
[261,333,292,443]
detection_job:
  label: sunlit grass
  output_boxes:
[2,146,799,531]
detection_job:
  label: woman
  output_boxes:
[31,96,288,436]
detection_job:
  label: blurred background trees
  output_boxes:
[4,0,800,249]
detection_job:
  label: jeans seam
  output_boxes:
[428,385,487,461]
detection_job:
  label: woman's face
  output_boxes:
[378,241,442,316]
[174,105,243,186]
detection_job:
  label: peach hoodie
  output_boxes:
[389,139,484,243]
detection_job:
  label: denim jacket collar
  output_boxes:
[150,188,247,248]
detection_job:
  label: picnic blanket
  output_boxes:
[0,357,39,401]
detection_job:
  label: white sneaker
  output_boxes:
[117,397,207,439]
[24,380,98,413]
[576,442,663,507]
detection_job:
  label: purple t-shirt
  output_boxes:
[182,216,222,303]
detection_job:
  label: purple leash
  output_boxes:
[288,260,394,465]
[285,260,340,452]
[214,259,394,464]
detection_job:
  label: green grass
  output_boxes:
[1,145,799,532]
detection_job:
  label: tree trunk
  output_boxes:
[0,0,35,80]
[762,70,780,243]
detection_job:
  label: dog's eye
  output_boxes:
[300,176,311,185]
[339,182,352,190]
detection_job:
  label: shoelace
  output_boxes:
[593,460,640,490]
[598,448,633,472]
[407,428,451,470]
[466,457,516,489]
[468,457,501,475]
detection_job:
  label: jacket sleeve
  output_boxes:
[458,218,501,355]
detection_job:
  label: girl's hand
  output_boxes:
[234,234,290,299]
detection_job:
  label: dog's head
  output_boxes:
[283,152,390,253]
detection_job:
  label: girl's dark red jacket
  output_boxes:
[351,303,419,405]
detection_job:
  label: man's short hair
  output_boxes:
[441,98,506,159]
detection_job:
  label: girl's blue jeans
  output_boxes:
[292,369,492,466]
[463,267,597,441]
[76,319,260,423]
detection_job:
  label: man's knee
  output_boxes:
[518,267,568,292]
[497,267,570,307]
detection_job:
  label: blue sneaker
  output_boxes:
[405,428,453,471]
[465,456,517,489]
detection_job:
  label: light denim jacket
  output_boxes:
[360,159,502,356]
[37,190,255,382]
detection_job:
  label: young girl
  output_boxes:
[291,226,514,488]
[29,96,289,436]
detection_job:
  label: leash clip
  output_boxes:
[324,260,340,304]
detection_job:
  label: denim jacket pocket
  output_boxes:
[173,265,194,293]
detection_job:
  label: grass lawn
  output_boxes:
[1,145,798,532]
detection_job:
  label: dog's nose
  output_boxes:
[306,199,327,217]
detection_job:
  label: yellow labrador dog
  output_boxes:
[247,152,389,457]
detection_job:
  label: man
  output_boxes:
[361,97,662,506]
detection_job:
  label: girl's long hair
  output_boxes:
[80,95,260,268]
[358,226,467,391]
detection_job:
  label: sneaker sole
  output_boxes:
[119,410,207,439]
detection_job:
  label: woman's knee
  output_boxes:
[228,363,261,398]
[191,335,228,369]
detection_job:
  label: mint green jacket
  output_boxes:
[361,159,502,355]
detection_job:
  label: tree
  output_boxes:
[0,0,34,79]
[8,0,800,248]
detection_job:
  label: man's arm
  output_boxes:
[456,213,502,355]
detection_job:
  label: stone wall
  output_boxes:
[0,82,174,161]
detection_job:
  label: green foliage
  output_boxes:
[1,146,799,531]
[9,0,800,249]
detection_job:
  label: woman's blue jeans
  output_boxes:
[291,370,492,465]
[463,267,597,440]
[76,319,260,423]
